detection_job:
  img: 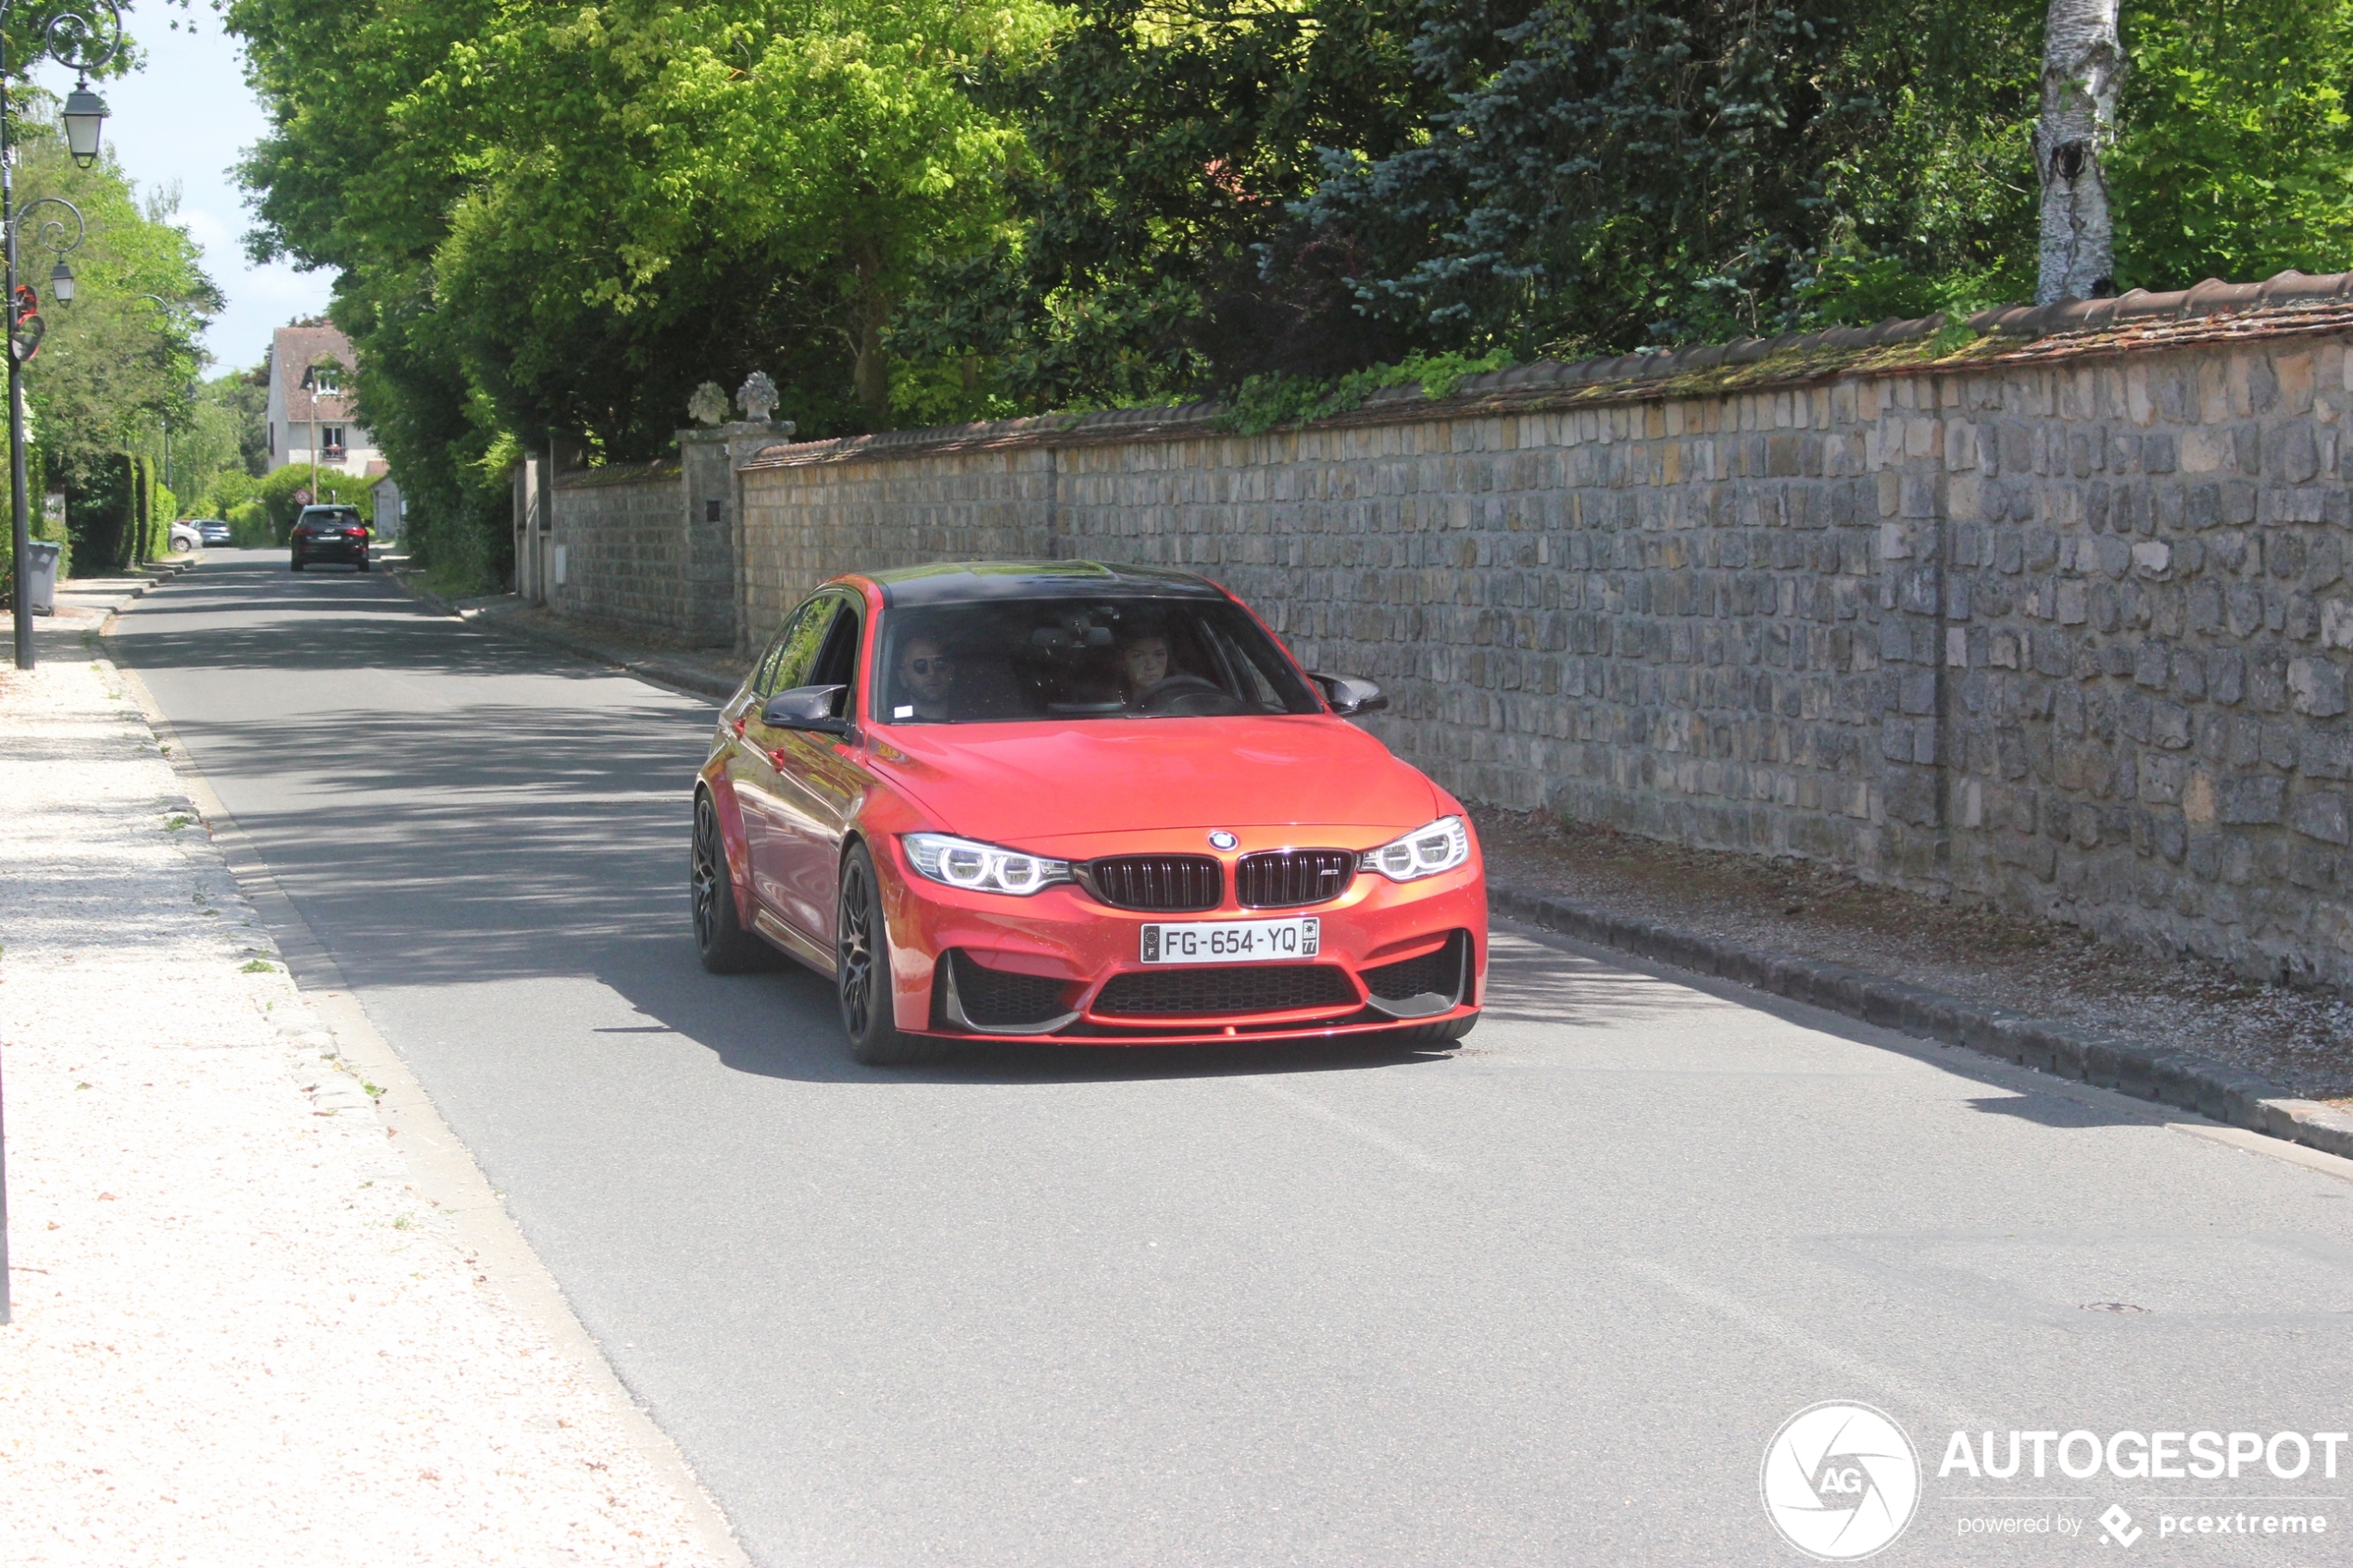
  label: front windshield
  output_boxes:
[877,596,1322,724]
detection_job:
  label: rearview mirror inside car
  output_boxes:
[1311,673,1389,718]
[761,684,852,734]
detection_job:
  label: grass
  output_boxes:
[238,958,275,973]
[165,814,195,832]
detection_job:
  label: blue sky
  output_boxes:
[39,8,334,373]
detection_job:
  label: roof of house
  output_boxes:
[271,324,358,425]
[739,268,2353,470]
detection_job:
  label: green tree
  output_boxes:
[2109,0,2353,290]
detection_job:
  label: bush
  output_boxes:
[255,464,374,541]
[226,499,271,547]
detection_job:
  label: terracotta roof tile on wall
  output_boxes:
[737,270,2353,470]
[274,323,359,424]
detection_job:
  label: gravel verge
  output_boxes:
[0,596,736,1566]
[1476,807,2353,1107]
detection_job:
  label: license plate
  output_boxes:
[1139,917,1319,964]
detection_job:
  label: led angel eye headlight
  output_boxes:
[1358,815,1470,882]
[903,833,1073,897]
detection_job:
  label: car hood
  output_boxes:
[866,717,1438,843]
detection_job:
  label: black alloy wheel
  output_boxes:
[691,792,768,973]
[837,842,945,1065]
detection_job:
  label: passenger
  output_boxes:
[1117,629,1172,706]
[893,635,957,721]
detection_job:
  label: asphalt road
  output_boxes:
[115,552,2353,1566]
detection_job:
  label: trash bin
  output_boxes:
[22,538,60,616]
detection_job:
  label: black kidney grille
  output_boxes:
[1086,855,1222,912]
[948,951,1070,1027]
[1236,849,1354,909]
[1363,934,1466,1001]
[1095,964,1358,1017]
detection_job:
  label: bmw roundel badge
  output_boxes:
[1208,830,1238,850]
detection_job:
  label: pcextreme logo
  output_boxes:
[1762,1401,1922,1561]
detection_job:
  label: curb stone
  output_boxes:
[385,569,739,701]
[1489,881,2353,1162]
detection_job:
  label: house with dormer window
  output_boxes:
[263,322,385,480]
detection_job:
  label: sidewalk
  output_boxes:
[0,575,739,1565]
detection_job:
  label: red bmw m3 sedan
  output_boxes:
[691,561,1486,1064]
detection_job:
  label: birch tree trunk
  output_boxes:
[2035,0,2127,304]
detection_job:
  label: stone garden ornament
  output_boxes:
[687,381,729,427]
[736,370,779,425]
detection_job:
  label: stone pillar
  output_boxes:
[680,419,793,651]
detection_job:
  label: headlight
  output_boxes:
[1359,815,1471,881]
[902,833,1073,897]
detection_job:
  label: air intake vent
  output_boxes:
[1094,965,1357,1017]
[1084,855,1222,912]
[1237,849,1353,909]
[948,951,1072,1028]
[1363,935,1466,1002]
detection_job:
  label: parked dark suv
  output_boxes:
[289,506,371,572]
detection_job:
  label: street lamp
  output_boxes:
[6,0,117,675]
[58,81,103,166]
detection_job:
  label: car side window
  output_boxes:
[757,598,837,699]
[808,599,862,718]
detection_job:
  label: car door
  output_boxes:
[765,597,870,949]
[730,596,839,947]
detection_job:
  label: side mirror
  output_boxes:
[1311,673,1389,718]
[761,684,852,734]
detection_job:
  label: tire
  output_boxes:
[357,557,372,573]
[837,841,947,1065]
[1379,1012,1478,1047]
[169,537,193,554]
[289,558,305,572]
[691,792,770,973]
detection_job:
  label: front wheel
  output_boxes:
[837,842,946,1065]
[691,792,770,973]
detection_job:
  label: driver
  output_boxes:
[1117,630,1172,706]
[893,635,957,721]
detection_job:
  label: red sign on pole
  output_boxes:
[292,488,312,506]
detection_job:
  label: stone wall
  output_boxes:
[734,304,2353,987]
[549,460,690,634]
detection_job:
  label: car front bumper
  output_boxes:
[878,833,1487,1043]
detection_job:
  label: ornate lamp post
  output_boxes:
[0,2,115,1334]
[6,0,115,674]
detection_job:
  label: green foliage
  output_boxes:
[2109,0,2353,290]
[1216,349,1518,435]
[10,115,219,491]
[232,0,1055,586]
[226,498,271,548]
[225,0,2353,483]
[891,0,1434,408]
[253,464,375,540]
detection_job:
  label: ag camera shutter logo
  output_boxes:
[1761,1401,1921,1560]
